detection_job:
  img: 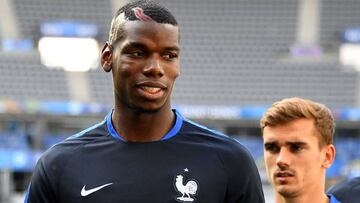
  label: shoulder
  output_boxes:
[27,120,109,201]
[328,177,360,202]
[328,194,342,203]
[328,177,360,193]
[180,119,264,201]
[181,118,254,164]
[38,120,108,171]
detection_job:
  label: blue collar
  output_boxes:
[106,109,183,142]
[328,194,342,203]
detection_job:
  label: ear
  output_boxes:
[101,41,113,72]
[322,144,336,169]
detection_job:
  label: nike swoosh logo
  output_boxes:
[81,183,113,197]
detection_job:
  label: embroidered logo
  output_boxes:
[174,168,198,202]
[80,183,113,197]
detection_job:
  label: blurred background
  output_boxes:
[0,0,360,202]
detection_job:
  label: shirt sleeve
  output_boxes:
[220,140,265,203]
[25,152,59,203]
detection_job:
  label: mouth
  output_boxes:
[274,171,295,183]
[139,86,163,94]
[275,171,294,177]
[135,81,167,100]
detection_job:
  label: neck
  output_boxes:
[112,105,175,142]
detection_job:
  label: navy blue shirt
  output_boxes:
[328,177,360,203]
[25,110,264,203]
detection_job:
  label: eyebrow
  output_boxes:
[122,41,148,50]
[122,41,180,52]
[263,141,308,147]
[264,141,277,147]
[264,140,277,145]
[285,141,308,147]
[164,45,180,52]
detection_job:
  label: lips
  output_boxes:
[274,170,295,183]
[275,171,294,177]
[139,86,162,94]
[135,81,167,99]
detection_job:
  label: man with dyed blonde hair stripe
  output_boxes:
[25,1,264,202]
[261,97,341,203]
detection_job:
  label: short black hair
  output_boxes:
[115,0,177,25]
[108,0,178,44]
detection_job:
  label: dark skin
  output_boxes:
[101,21,180,142]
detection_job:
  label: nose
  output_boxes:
[276,148,290,169]
[143,55,164,78]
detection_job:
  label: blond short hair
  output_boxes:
[260,97,335,147]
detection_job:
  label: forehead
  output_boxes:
[120,21,179,46]
[263,118,320,144]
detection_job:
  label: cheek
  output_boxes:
[172,71,180,81]
[304,149,322,164]
[264,153,276,170]
[311,154,324,170]
[297,154,321,178]
[113,62,139,81]
[264,155,276,181]
[166,67,180,81]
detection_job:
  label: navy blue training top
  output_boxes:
[25,110,264,203]
[328,177,360,203]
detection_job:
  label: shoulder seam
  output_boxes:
[183,118,228,137]
[67,120,106,140]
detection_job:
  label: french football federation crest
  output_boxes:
[174,169,198,202]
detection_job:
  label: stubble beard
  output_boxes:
[275,182,301,199]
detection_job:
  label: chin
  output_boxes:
[123,97,168,113]
[276,186,299,198]
[130,103,165,114]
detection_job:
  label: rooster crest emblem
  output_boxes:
[175,174,198,202]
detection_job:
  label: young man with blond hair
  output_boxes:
[261,97,341,203]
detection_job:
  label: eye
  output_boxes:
[265,143,280,154]
[123,49,146,58]
[289,144,303,153]
[162,52,178,60]
[129,50,146,57]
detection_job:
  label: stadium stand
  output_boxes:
[321,0,360,51]
[158,0,358,108]
[0,134,29,149]
[12,0,112,43]
[0,52,70,101]
[87,67,114,105]
[333,137,360,178]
